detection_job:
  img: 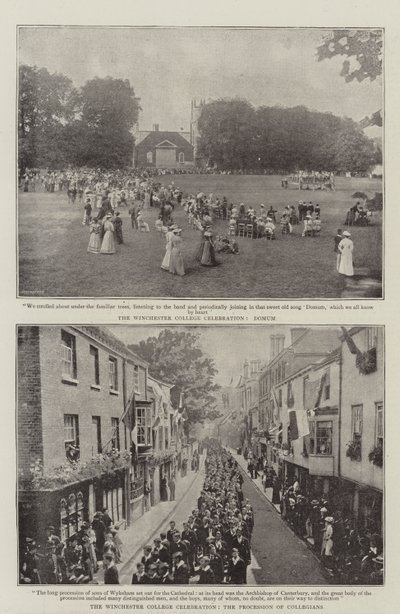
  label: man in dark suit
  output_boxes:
[103,553,119,584]
[198,556,216,584]
[172,552,189,584]
[132,562,147,584]
[228,548,246,584]
[208,544,224,583]
[233,528,251,584]
[167,521,176,544]
[170,532,189,565]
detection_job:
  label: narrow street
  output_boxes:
[117,450,329,585]
[239,465,330,585]
[118,461,206,584]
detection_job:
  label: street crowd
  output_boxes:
[127,444,253,585]
[242,450,383,585]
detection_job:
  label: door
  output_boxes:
[156,148,176,168]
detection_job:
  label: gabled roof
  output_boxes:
[135,130,192,150]
[155,139,178,148]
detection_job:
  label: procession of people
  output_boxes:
[129,444,253,585]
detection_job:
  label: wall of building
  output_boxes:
[340,328,383,492]
[17,326,44,474]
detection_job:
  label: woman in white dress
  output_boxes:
[100,214,116,254]
[337,230,354,276]
[169,228,185,276]
[161,225,176,271]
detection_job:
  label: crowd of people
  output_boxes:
[19,509,123,585]
[21,167,367,284]
[128,446,253,585]
[241,450,383,585]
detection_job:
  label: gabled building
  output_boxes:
[278,348,341,497]
[133,125,194,168]
[339,327,383,533]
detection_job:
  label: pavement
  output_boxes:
[231,450,330,585]
[94,453,206,584]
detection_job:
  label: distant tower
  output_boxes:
[190,99,205,165]
[270,335,285,360]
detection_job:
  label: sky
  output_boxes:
[108,325,291,387]
[18,27,383,132]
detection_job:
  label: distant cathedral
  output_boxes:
[133,99,205,169]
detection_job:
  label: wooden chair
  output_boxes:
[246,224,254,238]
[238,223,246,237]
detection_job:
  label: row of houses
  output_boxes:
[218,327,384,534]
[17,326,196,544]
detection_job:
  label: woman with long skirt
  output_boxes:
[87,217,102,254]
[169,228,185,276]
[199,230,217,267]
[100,214,116,254]
[161,225,175,271]
[337,230,354,276]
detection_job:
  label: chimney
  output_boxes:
[243,360,249,379]
[270,335,285,360]
[153,124,159,132]
[290,327,308,346]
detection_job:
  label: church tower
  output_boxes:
[190,99,205,165]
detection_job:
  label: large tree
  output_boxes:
[18,64,78,170]
[198,99,378,172]
[128,330,221,428]
[197,99,257,169]
[18,68,141,171]
[77,77,140,168]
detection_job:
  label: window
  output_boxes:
[64,414,79,461]
[366,327,378,350]
[324,369,330,401]
[315,421,333,455]
[178,152,185,163]
[159,426,163,451]
[64,414,79,445]
[376,403,383,448]
[247,388,252,406]
[242,390,246,409]
[165,427,169,450]
[109,357,118,391]
[61,330,77,379]
[133,365,140,393]
[147,151,153,163]
[137,406,150,445]
[278,388,282,408]
[111,418,120,451]
[351,404,363,443]
[90,345,100,386]
[92,416,102,454]
[303,376,309,407]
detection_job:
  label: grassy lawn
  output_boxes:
[18,174,382,299]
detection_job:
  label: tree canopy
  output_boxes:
[128,330,221,428]
[316,29,383,83]
[197,99,380,172]
[18,65,140,171]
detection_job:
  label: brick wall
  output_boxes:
[17,326,43,474]
[37,327,129,470]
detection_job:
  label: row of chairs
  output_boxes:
[237,223,255,238]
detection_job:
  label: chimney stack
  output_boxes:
[153,124,159,132]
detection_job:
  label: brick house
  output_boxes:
[133,125,194,168]
[17,325,151,544]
